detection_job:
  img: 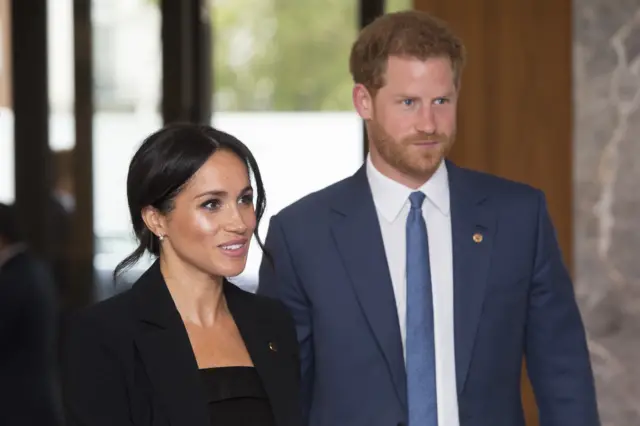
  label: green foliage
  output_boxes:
[386,0,412,13]
[150,0,413,111]
[213,0,358,111]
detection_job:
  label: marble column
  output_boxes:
[574,1,640,425]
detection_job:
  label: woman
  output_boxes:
[62,124,301,426]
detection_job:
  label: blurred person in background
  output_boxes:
[49,149,74,316]
[0,203,61,426]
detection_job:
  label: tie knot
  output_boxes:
[409,191,426,210]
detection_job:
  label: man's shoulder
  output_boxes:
[272,163,546,225]
[274,172,356,222]
[451,163,542,202]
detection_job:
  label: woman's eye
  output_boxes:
[239,194,254,205]
[201,199,221,210]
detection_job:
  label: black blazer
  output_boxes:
[61,261,302,426]
[0,251,61,426]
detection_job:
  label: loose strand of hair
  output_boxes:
[112,243,147,284]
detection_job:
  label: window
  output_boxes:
[48,0,75,154]
[91,0,162,298]
[0,0,13,204]
[211,0,364,291]
[386,0,412,12]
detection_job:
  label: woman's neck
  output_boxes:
[160,256,226,328]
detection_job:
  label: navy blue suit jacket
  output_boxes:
[257,161,599,426]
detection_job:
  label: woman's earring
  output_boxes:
[158,235,165,242]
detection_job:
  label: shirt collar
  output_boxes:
[366,154,450,223]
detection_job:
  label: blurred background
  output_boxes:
[1,0,413,298]
[0,0,638,425]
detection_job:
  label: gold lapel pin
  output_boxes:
[268,341,277,352]
[473,233,483,243]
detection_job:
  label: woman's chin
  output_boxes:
[213,259,248,279]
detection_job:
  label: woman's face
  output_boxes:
[150,149,256,278]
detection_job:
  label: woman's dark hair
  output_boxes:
[113,123,269,280]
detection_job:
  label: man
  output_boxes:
[0,203,61,426]
[257,11,599,426]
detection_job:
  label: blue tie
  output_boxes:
[406,191,438,426]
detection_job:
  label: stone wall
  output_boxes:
[573,2,640,425]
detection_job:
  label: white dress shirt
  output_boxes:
[366,155,460,426]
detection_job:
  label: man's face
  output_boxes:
[353,55,458,187]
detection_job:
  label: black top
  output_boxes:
[61,260,302,426]
[200,367,276,426]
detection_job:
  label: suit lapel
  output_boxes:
[330,166,407,409]
[447,162,496,395]
[225,281,294,426]
[132,262,211,426]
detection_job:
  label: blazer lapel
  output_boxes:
[225,282,294,426]
[329,166,407,409]
[447,161,496,395]
[132,262,211,426]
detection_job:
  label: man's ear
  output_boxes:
[141,206,167,239]
[352,84,374,120]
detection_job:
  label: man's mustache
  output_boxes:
[403,133,448,143]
